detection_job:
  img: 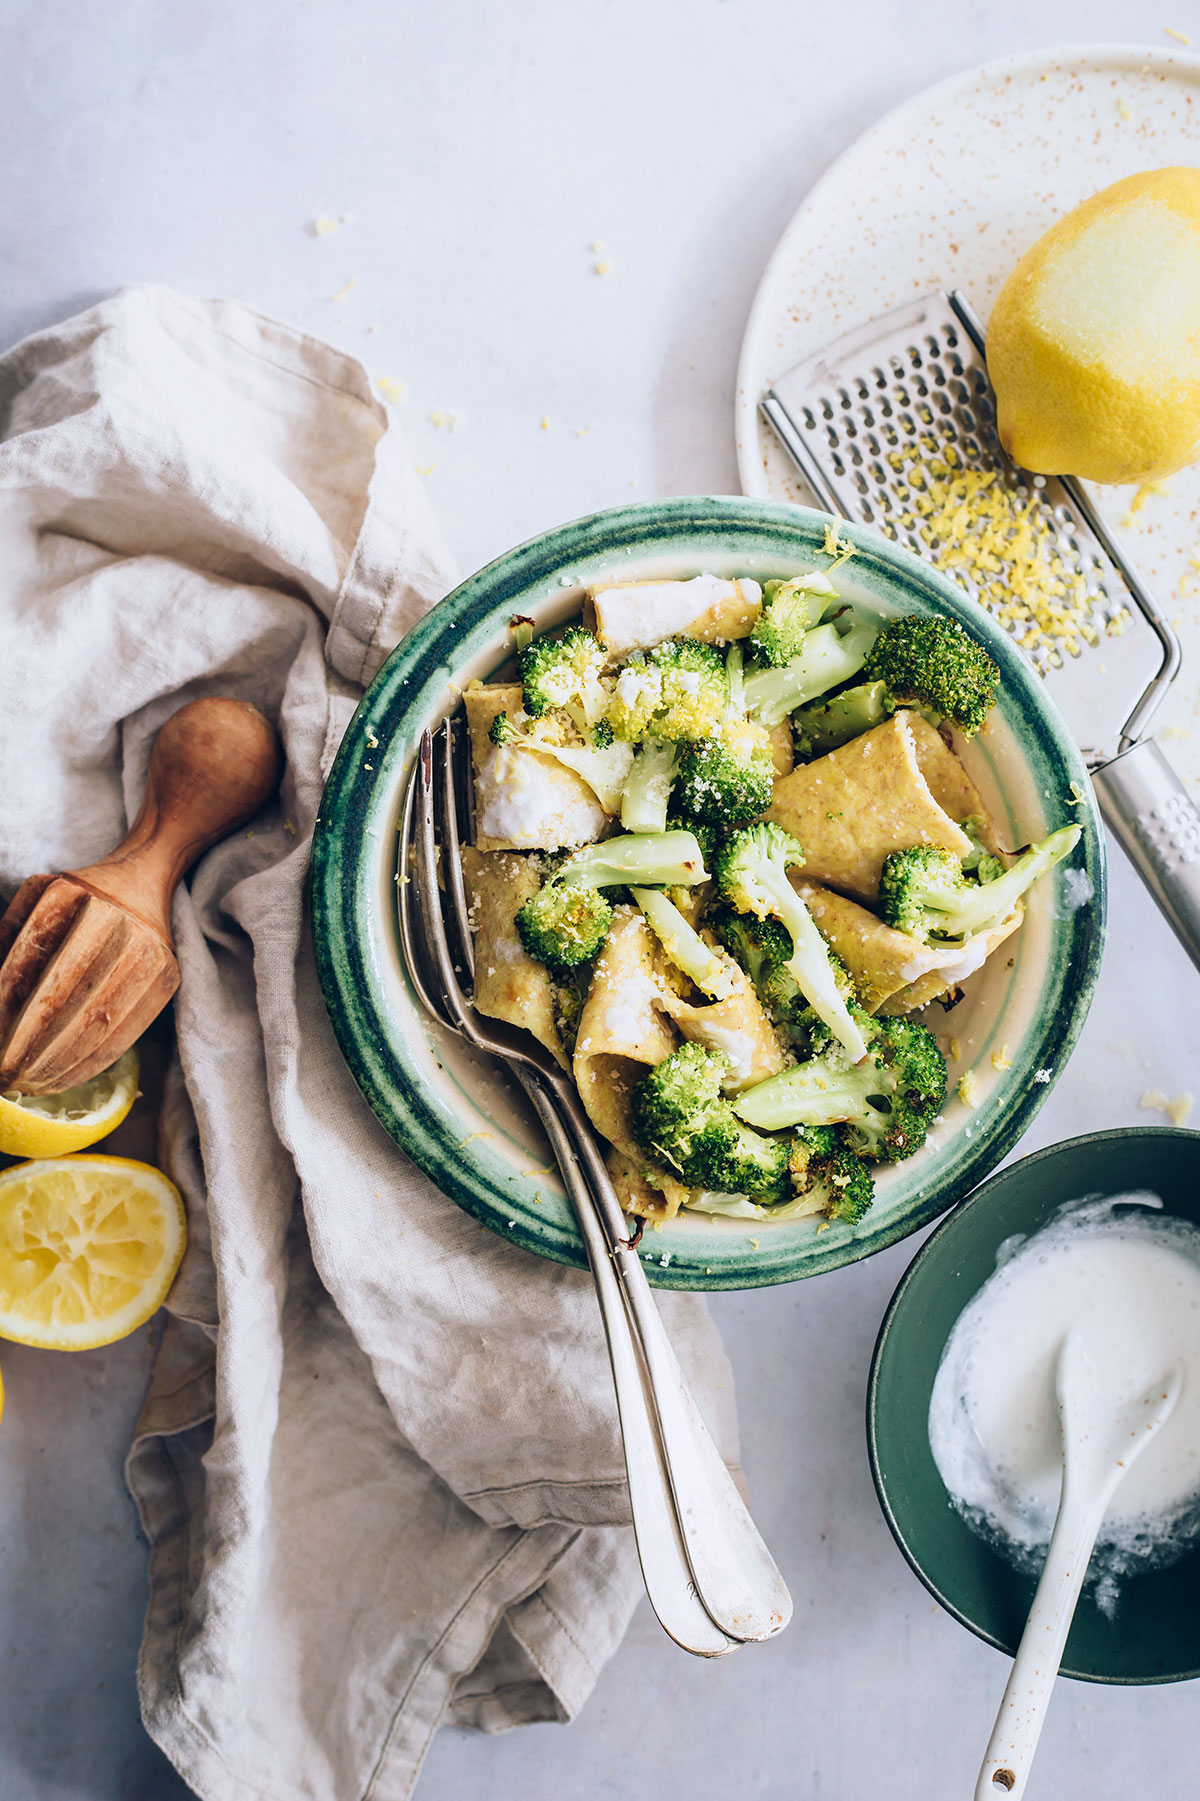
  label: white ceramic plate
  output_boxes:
[736,42,1200,783]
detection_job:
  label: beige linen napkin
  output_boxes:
[0,286,741,1801]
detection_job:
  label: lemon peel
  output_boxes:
[0,1155,185,1351]
[988,169,1200,485]
[0,1050,139,1158]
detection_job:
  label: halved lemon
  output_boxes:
[0,1155,186,1350]
[0,1049,140,1158]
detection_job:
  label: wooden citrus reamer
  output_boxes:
[0,697,283,1094]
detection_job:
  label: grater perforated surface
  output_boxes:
[761,292,1175,767]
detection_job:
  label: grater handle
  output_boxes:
[1092,738,1200,973]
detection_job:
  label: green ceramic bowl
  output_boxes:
[869,1128,1200,1683]
[311,496,1104,1291]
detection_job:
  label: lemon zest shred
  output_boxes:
[889,448,1126,661]
[820,520,857,567]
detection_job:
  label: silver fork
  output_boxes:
[397,719,792,1655]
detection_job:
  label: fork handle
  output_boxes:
[1093,737,1200,973]
[513,1067,737,1657]
[545,1073,792,1646]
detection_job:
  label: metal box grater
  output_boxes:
[760,289,1200,971]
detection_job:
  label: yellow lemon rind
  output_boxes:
[0,1049,141,1159]
[0,1155,185,1352]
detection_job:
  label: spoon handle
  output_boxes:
[974,1492,1106,1801]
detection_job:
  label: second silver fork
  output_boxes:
[399,721,792,1656]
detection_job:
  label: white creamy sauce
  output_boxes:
[929,1194,1200,1608]
[924,931,998,989]
[476,746,606,848]
[591,575,760,658]
[600,974,660,1048]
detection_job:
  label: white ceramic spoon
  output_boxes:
[974,1323,1184,1800]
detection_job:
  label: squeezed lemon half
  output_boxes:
[0,1155,185,1350]
[0,1049,140,1158]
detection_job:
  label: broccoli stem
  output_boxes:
[491,712,632,813]
[794,680,892,758]
[725,640,746,717]
[732,1061,881,1132]
[744,621,878,727]
[755,862,869,1062]
[933,825,1081,939]
[620,740,681,833]
[631,887,736,1000]
[533,737,632,813]
[559,829,709,891]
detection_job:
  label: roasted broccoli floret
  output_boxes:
[620,738,681,833]
[708,906,857,1050]
[489,710,633,813]
[749,573,838,667]
[862,614,1000,737]
[716,823,869,1062]
[709,907,794,1003]
[515,830,710,969]
[606,638,728,743]
[630,887,736,1000]
[743,616,878,728]
[793,679,892,761]
[734,1015,947,1163]
[774,954,863,1059]
[671,642,775,832]
[519,626,612,732]
[675,735,774,829]
[632,1042,789,1199]
[788,1125,876,1224]
[878,825,1081,944]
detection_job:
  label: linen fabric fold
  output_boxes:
[0,286,740,1801]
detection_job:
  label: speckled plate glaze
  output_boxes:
[736,43,1200,786]
[311,496,1104,1291]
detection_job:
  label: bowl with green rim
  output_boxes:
[868,1127,1200,1682]
[310,495,1104,1291]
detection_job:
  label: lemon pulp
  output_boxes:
[0,1049,140,1158]
[0,1155,185,1350]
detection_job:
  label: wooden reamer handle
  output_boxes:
[69,697,284,942]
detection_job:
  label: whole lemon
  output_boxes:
[987,167,1200,484]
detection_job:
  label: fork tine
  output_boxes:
[435,718,475,986]
[397,761,453,1029]
[414,730,476,1039]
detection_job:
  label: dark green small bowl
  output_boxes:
[868,1127,1200,1683]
